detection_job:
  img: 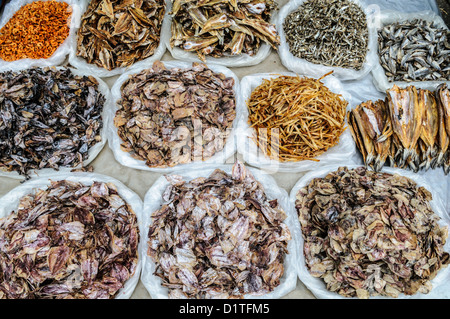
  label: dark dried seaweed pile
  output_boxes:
[0,67,105,177]
[0,180,140,299]
[147,161,291,298]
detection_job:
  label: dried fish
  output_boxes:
[76,0,166,71]
[283,0,368,70]
[348,84,450,174]
[114,61,236,168]
[0,180,140,299]
[378,19,450,82]
[147,161,291,298]
[296,166,450,299]
[0,67,104,178]
[169,0,280,61]
[247,73,348,162]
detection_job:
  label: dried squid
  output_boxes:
[0,180,140,299]
[295,166,450,299]
[147,161,291,298]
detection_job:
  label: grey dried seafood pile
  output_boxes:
[378,19,450,82]
[147,161,291,298]
[114,61,236,168]
[0,180,140,299]
[76,0,166,70]
[283,0,368,70]
[170,0,280,61]
[0,67,104,178]
[295,166,450,299]
[348,83,450,174]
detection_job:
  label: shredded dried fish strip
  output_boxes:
[169,0,280,61]
[147,161,291,298]
[247,73,348,162]
[0,180,140,299]
[283,0,368,70]
[0,67,105,178]
[114,61,236,168]
[295,166,450,299]
[76,0,166,70]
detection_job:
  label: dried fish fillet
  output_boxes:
[295,166,450,299]
[0,67,105,178]
[76,0,166,70]
[0,180,140,299]
[147,161,291,298]
[114,61,236,168]
[169,0,280,61]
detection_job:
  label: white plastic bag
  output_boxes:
[140,163,299,299]
[0,65,111,180]
[68,0,169,78]
[107,60,242,173]
[0,0,81,72]
[236,71,358,173]
[289,164,450,299]
[0,171,144,299]
[371,10,450,93]
[276,0,379,81]
[163,0,275,68]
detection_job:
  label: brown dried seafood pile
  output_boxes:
[0,180,140,299]
[114,61,236,168]
[348,84,450,174]
[283,0,368,70]
[378,19,450,82]
[147,161,291,298]
[295,166,450,299]
[0,67,104,178]
[169,0,280,61]
[76,0,166,70]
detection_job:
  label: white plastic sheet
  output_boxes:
[276,0,379,81]
[140,163,300,299]
[236,71,358,173]
[0,65,111,180]
[107,60,242,173]
[371,10,450,93]
[0,0,81,72]
[0,171,144,299]
[289,164,450,299]
[68,0,170,78]
[163,0,275,68]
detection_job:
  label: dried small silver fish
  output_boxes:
[296,166,450,299]
[76,0,166,71]
[169,0,280,61]
[0,67,105,178]
[114,61,236,168]
[378,19,450,82]
[0,180,140,299]
[283,0,368,70]
[148,161,291,298]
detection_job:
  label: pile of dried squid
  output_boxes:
[348,84,450,173]
[247,73,348,162]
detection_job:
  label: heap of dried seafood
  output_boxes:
[378,19,450,82]
[247,73,348,162]
[283,0,368,70]
[0,180,140,299]
[76,0,166,70]
[0,67,104,177]
[295,166,450,299]
[147,161,291,298]
[348,83,450,173]
[169,0,280,61]
[114,61,236,168]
